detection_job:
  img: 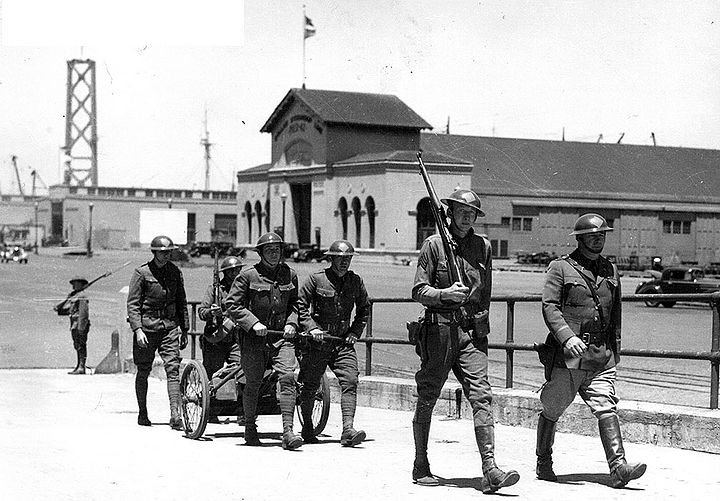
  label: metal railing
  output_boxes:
[187,291,720,409]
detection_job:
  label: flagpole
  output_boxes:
[302,5,307,89]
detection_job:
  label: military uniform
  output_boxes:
[127,259,189,425]
[198,281,242,379]
[536,213,645,488]
[225,260,299,443]
[297,266,370,443]
[57,289,90,374]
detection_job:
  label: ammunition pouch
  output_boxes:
[472,310,489,338]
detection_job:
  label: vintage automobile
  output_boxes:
[1,245,29,264]
[292,244,327,263]
[635,266,720,307]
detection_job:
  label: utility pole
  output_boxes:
[201,109,213,191]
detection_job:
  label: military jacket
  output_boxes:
[126,260,189,334]
[198,279,239,342]
[59,293,90,333]
[298,267,370,339]
[226,262,299,343]
[542,250,622,369]
[412,229,492,320]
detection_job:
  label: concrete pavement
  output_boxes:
[1,369,718,500]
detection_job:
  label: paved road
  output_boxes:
[1,369,717,500]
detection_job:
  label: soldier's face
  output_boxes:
[224,267,242,283]
[330,255,352,276]
[577,232,606,255]
[449,204,478,233]
[261,244,282,267]
[153,250,172,267]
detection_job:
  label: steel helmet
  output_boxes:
[255,232,284,252]
[219,255,243,272]
[569,213,613,236]
[441,189,485,217]
[149,235,177,251]
[325,239,358,256]
[69,276,88,285]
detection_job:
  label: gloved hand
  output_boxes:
[283,324,297,339]
[180,331,188,350]
[345,334,358,345]
[563,336,587,358]
[309,328,324,341]
[209,304,222,317]
[253,322,268,337]
[441,281,470,304]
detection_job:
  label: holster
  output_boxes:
[407,317,427,359]
[472,310,490,338]
[535,333,558,381]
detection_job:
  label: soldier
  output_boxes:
[55,276,91,375]
[226,232,302,450]
[411,189,519,493]
[297,239,370,447]
[126,235,189,429]
[536,214,646,488]
[197,255,243,423]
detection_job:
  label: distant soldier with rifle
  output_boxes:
[410,153,519,493]
[297,239,370,446]
[55,276,91,375]
[197,253,243,422]
[225,232,303,449]
[127,235,189,429]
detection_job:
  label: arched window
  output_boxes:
[244,201,253,244]
[365,196,376,249]
[264,199,270,232]
[416,197,435,250]
[255,201,263,240]
[338,198,348,240]
[352,197,362,248]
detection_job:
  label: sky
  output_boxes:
[1,0,719,194]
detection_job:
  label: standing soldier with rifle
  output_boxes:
[197,253,243,423]
[410,153,519,493]
[297,239,370,447]
[127,235,189,429]
[55,276,91,375]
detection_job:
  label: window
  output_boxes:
[501,217,510,226]
[510,217,533,232]
[663,220,691,234]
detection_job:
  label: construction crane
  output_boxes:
[31,169,48,198]
[11,155,25,197]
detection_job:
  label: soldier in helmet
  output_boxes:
[297,239,370,447]
[126,235,189,429]
[197,255,243,423]
[55,276,91,375]
[412,189,519,493]
[536,213,646,488]
[226,232,303,449]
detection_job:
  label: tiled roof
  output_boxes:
[421,133,720,202]
[261,88,433,132]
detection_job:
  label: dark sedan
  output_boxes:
[635,266,720,307]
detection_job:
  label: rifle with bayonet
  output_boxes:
[54,260,132,314]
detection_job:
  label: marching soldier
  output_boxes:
[126,235,189,429]
[297,239,370,446]
[536,213,646,488]
[55,276,91,375]
[411,189,519,493]
[198,255,244,423]
[226,232,302,450]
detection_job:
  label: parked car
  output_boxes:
[292,244,327,263]
[635,266,720,307]
[516,251,555,266]
[1,245,28,264]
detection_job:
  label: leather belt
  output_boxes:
[425,310,464,325]
[579,331,606,347]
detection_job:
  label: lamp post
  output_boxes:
[34,201,39,254]
[87,203,94,258]
[280,192,287,240]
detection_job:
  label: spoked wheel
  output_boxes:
[181,359,210,439]
[296,372,331,435]
[644,299,660,307]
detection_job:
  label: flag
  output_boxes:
[304,15,316,39]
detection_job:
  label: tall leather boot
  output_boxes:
[598,414,647,488]
[412,420,438,486]
[475,425,520,494]
[168,380,183,431]
[536,414,557,481]
[300,397,319,444]
[70,357,87,375]
[135,371,151,426]
[279,375,303,450]
[68,351,80,374]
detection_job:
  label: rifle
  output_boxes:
[203,243,228,343]
[417,151,465,287]
[54,260,132,313]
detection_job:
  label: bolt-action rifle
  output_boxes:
[203,244,229,343]
[54,260,132,314]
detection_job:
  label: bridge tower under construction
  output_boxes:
[63,59,98,186]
